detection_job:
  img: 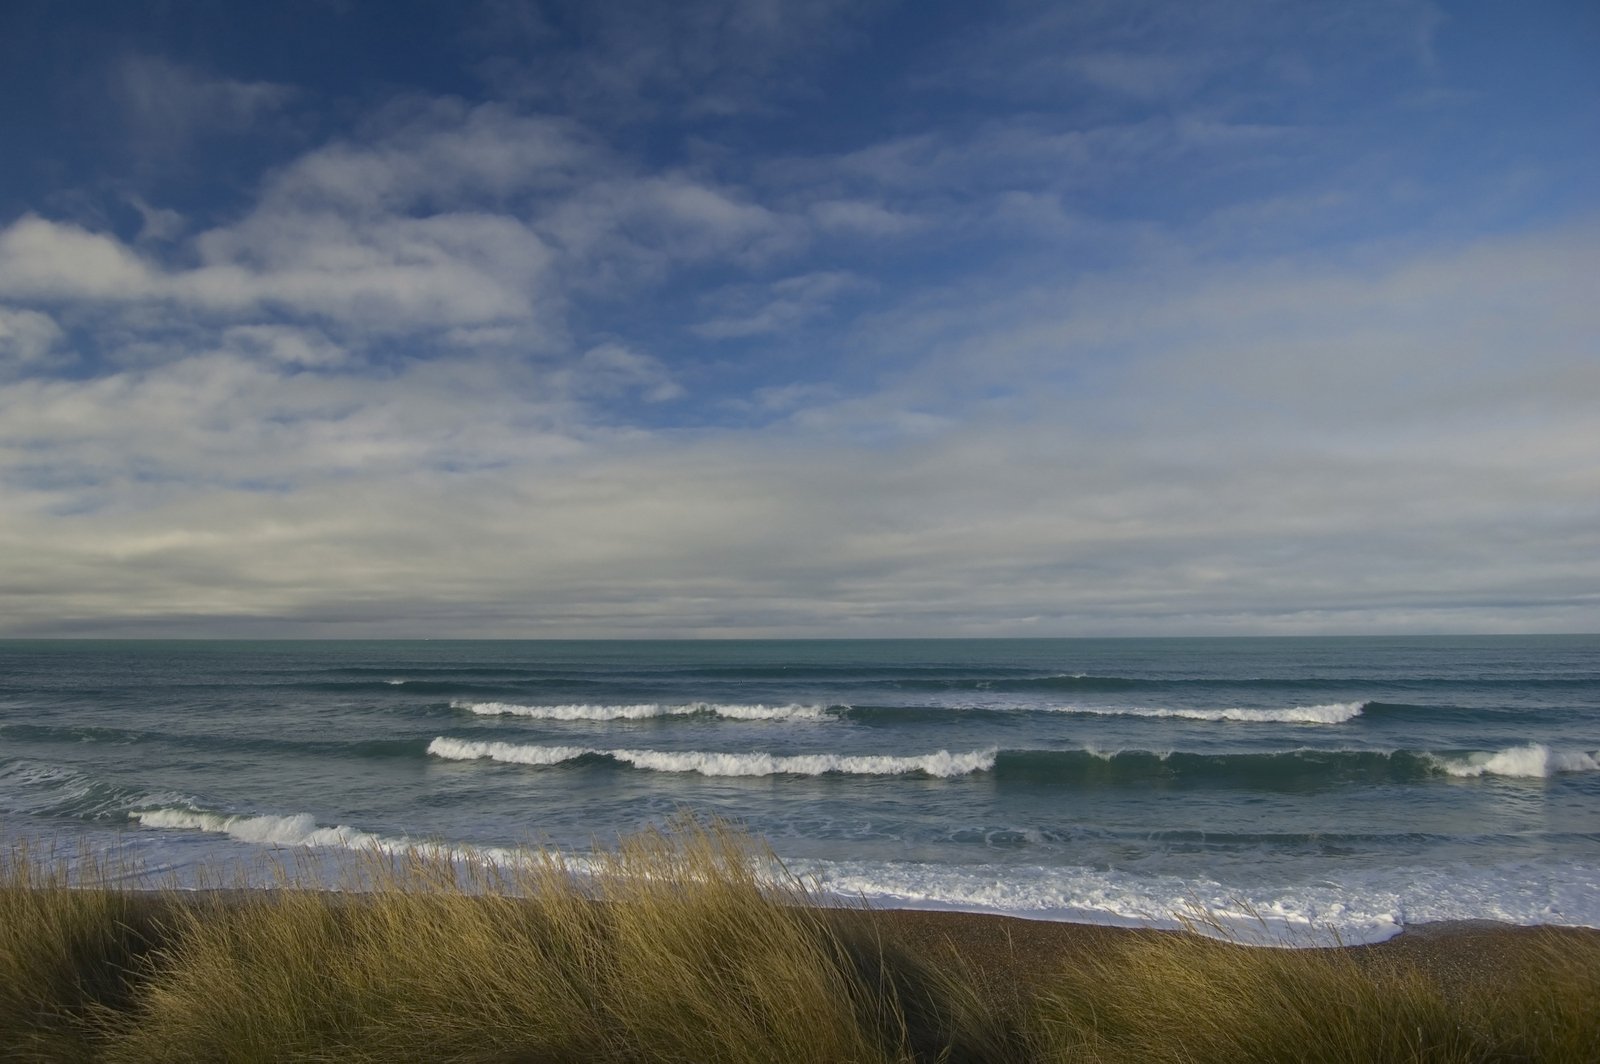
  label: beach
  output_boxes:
[4,849,1597,1063]
[3,637,1597,1056]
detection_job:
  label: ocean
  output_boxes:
[2,636,1596,945]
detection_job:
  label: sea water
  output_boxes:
[2,636,1596,945]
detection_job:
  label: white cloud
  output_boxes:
[261,101,596,213]
[2,220,1592,636]
[0,217,159,300]
[0,307,65,370]
[0,100,819,335]
[0,211,557,330]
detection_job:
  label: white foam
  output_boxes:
[66,801,1600,947]
[427,739,588,766]
[793,856,1600,947]
[126,806,538,871]
[427,737,996,777]
[1059,701,1366,724]
[131,808,389,849]
[453,700,829,722]
[1429,743,1600,779]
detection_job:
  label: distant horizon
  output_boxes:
[5,631,1596,643]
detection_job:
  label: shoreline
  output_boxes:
[8,876,1597,1059]
[102,883,1600,991]
[841,908,1600,1001]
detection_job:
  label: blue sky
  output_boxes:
[0,0,1596,636]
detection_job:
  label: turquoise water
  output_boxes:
[2,636,1596,943]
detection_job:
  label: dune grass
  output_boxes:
[1029,926,1596,1063]
[2,824,1596,1062]
[0,843,173,1064]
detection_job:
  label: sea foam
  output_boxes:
[1058,701,1367,724]
[127,806,536,869]
[453,700,829,722]
[131,808,389,849]
[426,737,996,777]
[1428,743,1600,779]
[792,854,1600,947]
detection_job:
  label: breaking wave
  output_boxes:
[130,808,390,849]
[426,737,995,777]
[454,700,831,722]
[1054,701,1367,724]
[426,740,1600,788]
[1427,743,1600,779]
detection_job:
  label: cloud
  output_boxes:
[0,2,1592,636]
[111,54,296,156]
[261,101,597,213]
[565,343,684,402]
[2,219,1593,636]
[0,217,158,300]
[0,210,556,331]
[692,270,863,339]
[0,101,817,336]
[0,307,65,371]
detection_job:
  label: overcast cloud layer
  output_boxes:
[0,0,1596,637]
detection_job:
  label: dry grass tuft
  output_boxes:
[0,843,167,1063]
[99,821,919,1063]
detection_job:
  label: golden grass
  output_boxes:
[1029,921,1600,1063]
[0,843,169,1063]
[2,824,1596,1062]
[99,824,914,1064]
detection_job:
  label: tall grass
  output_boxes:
[102,823,926,1064]
[0,843,166,1063]
[2,825,1597,1062]
[1028,921,1600,1063]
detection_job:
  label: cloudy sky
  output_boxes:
[0,0,1595,637]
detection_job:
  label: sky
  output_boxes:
[0,0,1596,638]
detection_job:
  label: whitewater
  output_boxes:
[2,636,1597,946]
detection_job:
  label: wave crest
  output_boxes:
[130,808,388,849]
[1059,701,1366,724]
[1428,743,1600,779]
[426,737,994,777]
[453,700,829,722]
